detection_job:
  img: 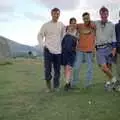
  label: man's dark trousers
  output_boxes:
[44,47,61,88]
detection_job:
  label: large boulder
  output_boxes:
[0,36,12,65]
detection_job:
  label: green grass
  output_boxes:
[0,59,120,120]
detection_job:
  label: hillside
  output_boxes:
[0,36,42,57]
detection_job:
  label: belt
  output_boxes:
[96,43,112,49]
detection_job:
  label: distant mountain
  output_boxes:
[0,36,42,57]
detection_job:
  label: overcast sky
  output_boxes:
[0,0,120,46]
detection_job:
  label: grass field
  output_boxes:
[0,58,120,120]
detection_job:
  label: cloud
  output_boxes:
[84,0,120,13]
[85,0,120,9]
[0,18,10,22]
[0,6,14,13]
[0,13,13,22]
[24,12,47,21]
[0,0,48,22]
[0,0,16,13]
[0,12,26,22]
[33,0,80,10]
[108,0,120,3]
[82,0,120,22]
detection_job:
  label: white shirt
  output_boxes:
[95,20,116,45]
[37,21,65,54]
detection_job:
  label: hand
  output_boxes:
[90,22,96,30]
[112,48,116,57]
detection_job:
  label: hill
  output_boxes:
[0,36,42,57]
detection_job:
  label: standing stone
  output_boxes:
[0,36,11,64]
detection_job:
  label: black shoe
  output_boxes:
[64,83,71,91]
[68,83,71,89]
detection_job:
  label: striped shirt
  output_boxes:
[37,21,65,54]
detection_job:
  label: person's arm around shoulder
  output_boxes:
[90,21,96,54]
[76,23,82,36]
[90,21,96,35]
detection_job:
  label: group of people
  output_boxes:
[37,6,120,92]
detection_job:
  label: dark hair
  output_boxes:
[82,12,90,17]
[99,6,108,14]
[69,17,76,24]
[51,8,60,13]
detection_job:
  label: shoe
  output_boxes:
[113,80,120,92]
[111,77,117,83]
[64,83,71,91]
[45,88,52,93]
[115,85,120,92]
[46,80,51,89]
[53,87,60,92]
[104,81,113,92]
[45,80,52,93]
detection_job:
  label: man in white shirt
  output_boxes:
[37,8,65,92]
[95,6,116,91]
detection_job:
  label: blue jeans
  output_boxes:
[71,51,93,87]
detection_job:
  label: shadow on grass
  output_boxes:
[51,82,114,97]
[0,61,13,66]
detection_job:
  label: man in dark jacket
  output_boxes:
[114,11,120,92]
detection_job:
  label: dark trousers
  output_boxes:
[44,47,61,88]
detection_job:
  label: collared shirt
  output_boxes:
[37,21,65,54]
[95,20,116,46]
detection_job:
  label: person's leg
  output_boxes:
[85,52,93,87]
[105,47,116,82]
[65,65,72,83]
[100,64,113,80]
[44,47,53,92]
[64,65,72,90]
[96,48,113,81]
[107,63,112,72]
[53,54,61,89]
[116,54,120,82]
[71,51,83,87]
[114,53,120,91]
[96,48,115,91]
